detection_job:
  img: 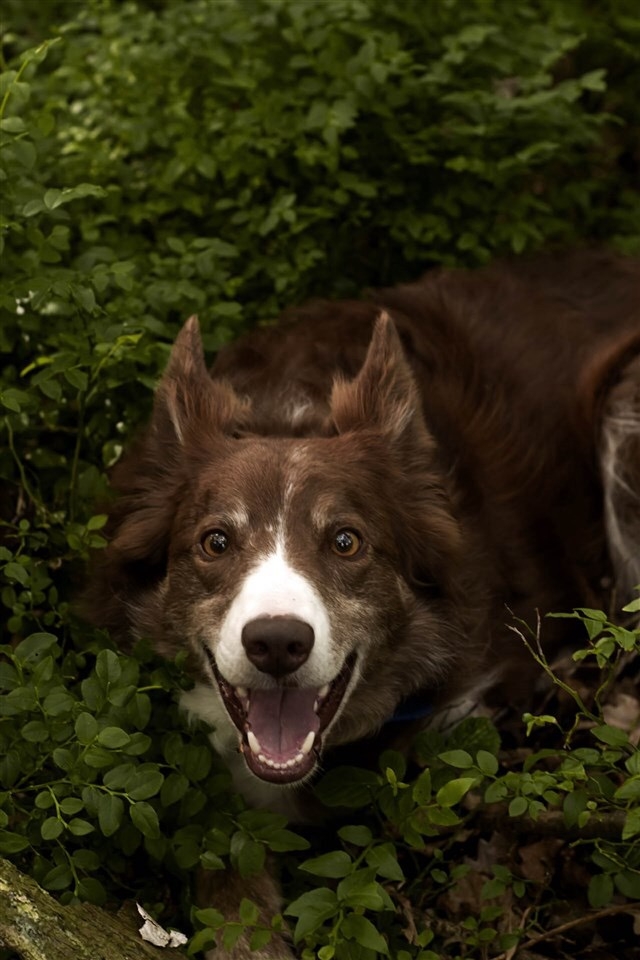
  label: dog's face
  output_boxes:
[165,434,416,784]
[104,316,468,786]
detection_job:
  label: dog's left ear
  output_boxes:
[154,315,249,444]
[330,311,428,445]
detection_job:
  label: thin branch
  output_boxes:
[491,902,639,960]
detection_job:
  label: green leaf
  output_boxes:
[588,872,613,908]
[0,117,26,133]
[265,828,310,852]
[337,872,386,910]
[563,788,588,828]
[300,851,353,878]
[413,768,432,804]
[0,830,30,853]
[249,929,272,952]
[4,562,29,587]
[446,717,500,756]
[41,817,64,840]
[314,766,380,808]
[200,851,225,871]
[285,888,338,942]
[188,929,217,954]
[160,772,189,806]
[42,688,74,716]
[614,776,640,802]
[22,720,49,742]
[95,649,122,685]
[130,801,160,839]
[436,777,478,807]
[98,727,129,750]
[591,724,629,748]
[439,749,473,768]
[75,713,98,744]
[622,806,640,841]
[77,877,107,905]
[622,596,640,614]
[615,868,640,899]
[366,843,404,881]
[127,769,164,801]
[509,797,528,817]
[68,818,94,837]
[338,825,372,847]
[230,832,265,877]
[41,864,72,891]
[476,750,499,776]
[239,898,259,925]
[342,913,389,953]
[98,794,124,837]
[13,633,57,663]
[194,907,225,928]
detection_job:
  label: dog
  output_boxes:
[88,251,639,957]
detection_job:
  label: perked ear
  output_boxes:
[330,311,427,444]
[153,315,249,444]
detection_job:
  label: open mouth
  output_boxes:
[206,651,357,784]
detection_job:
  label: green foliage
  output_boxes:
[1,0,639,957]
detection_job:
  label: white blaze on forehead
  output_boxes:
[214,543,334,686]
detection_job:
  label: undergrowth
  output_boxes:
[1,2,639,957]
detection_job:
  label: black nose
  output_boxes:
[241,616,314,677]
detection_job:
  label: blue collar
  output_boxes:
[387,693,433,724]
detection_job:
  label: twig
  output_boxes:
[491,902,640,959]
[504,906,531,960]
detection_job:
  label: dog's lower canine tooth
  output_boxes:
[236,686,249,699]
[247,730,261,755]
[318,684,330,699]
[300,731,315,755]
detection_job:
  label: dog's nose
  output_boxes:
[241,616,314,677]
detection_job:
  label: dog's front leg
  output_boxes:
[198,864,295,959]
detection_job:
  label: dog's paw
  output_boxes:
[204,932,295,960]
[197,864,296,959]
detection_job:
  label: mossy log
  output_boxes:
[0,858,188,960]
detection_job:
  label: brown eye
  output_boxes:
[200,530,230,558]
[331,529,363,558]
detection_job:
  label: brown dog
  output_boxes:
[88,252,639,957]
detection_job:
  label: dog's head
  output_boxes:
[94,313,476,786]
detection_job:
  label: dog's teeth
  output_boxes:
[236,686,249,700]
[258,753,267,764]
[300,731,315,756]
[247,731,261,755]
[318,684,330,699]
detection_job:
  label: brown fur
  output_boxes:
[86,251,640,958]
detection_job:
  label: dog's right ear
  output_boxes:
[153,316,249,444]
[330,311,429,449]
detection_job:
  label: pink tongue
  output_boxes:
[248,688,320,761]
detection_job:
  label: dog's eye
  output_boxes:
[200,530,230,557]
[331,529,363,558]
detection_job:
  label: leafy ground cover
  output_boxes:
[1,1,639,957]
